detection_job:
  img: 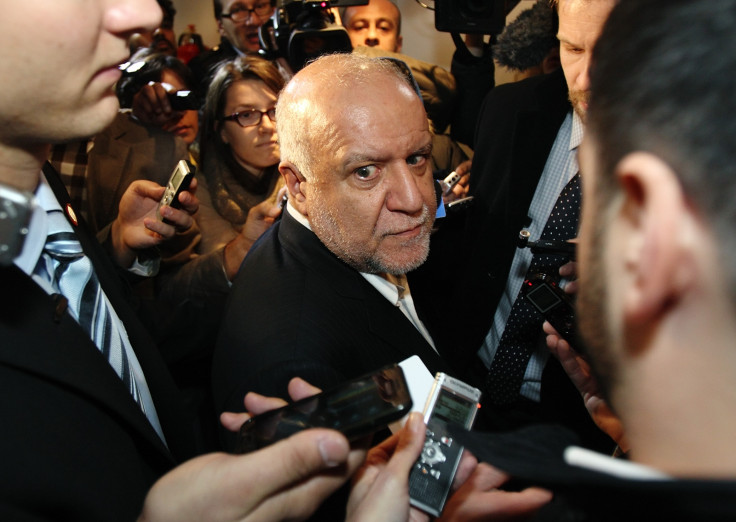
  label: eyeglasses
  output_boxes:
[222,108,276,127]
[221,2,274,23]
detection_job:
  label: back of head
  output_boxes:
[588,0,736,300]
[275,53,416,180]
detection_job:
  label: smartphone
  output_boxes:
[157,160,194,223]
[521,272,583,353]
[236,364,413,454]
[409,373,481,517]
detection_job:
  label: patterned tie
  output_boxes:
[34,209,145,413]
[485,173,581,405]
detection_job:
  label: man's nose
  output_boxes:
[385,165,425,214]
[365,24,379,46]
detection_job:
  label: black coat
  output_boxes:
[0,165,198,521]
[212,210,455,449]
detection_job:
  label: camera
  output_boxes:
[258,0,367,73]
[166,90,199,111]
[434,0,505,35]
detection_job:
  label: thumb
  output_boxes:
[243,429,351,492]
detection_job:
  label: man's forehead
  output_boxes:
[224,0,262,9]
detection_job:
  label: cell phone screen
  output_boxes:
[237,364,412,454]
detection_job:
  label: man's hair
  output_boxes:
[588,0,736,298]
[157,0,176,27]
[200,54,286,168]
[275,53,412,180]
[493,0,558,71]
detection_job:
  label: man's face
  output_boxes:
[576,135,620,399]
[152,25,177,56]
[160,70,199,145]
[304,79,436,275]
[219,79,279,173]
[0,0,161,145]
[557,0,615,120]
[343,0,402,53]
[218,0,275,53]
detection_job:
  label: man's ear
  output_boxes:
[216,19,226,37]
[615,152,696,328]
[395,35,403,54]
[279,162,308,215]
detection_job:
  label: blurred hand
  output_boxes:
[111,178,198,268]
[346,413,429,522]
[222,188,285,280]
[438,463,552,521]
[131,81,185,128]
[544,322,628,451]
[442,159,471,204]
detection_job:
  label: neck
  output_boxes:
[615,299,736,478]
[0,140,50,192]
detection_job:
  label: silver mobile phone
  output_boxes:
[157,160,193,223]
[409,373,481,517]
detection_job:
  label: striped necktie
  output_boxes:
[34,209,145,414]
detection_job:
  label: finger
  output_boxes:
[451,451,478,491]
[175,190,199,214]
[386,412,425,470]
[158,206,193,230]
[243,428,351,494]
[144,217,176,239]
[220,411,252,433]
[486,487,553,516]
[244,391,289,415]
[559,260,577,278]
[287,377,322,401]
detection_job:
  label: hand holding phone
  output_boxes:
[157,160,194,224]
[236,364,413,454]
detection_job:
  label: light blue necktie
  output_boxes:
[34,209,145,414]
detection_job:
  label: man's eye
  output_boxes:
[407,154,427,167]
[351,22,368,31]
[355,165,377,179]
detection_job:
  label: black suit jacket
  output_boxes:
[212,210,454,438]
[413,70,613,451]
[0,165,197,521]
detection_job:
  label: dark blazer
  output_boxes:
[413,70,614,451]
[0,165,197,521]
[211,210,454,431]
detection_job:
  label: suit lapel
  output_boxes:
[39,163,195,461]
[279,212,450,372]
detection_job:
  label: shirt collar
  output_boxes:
[13,175,59,275]
[570,111,585,151]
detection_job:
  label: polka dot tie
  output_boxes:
[485,172,581,405]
